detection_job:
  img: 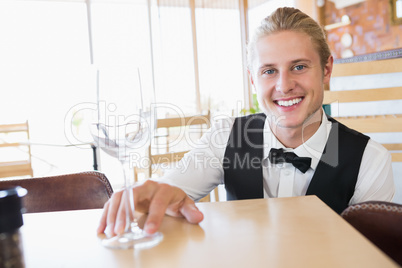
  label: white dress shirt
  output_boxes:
[161,111,395,204]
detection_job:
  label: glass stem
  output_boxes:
[120,160,135,233]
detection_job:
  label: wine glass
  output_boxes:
[90,66,163,249]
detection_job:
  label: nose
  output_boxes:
[275,72,294,93]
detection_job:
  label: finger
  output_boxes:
[97,201,110,234]
[143,184,179,234]
[114,189,133,235]
[105,190,124,237]
[179,197,204,224]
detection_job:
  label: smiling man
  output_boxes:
[251,30,328,147]
[98,7,395,237]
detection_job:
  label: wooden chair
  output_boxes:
[148,111,219,202]
[341,201,402,266]
[0,121,34,178]
[148,111,211,176]
[324,57,402,162]
[0,171,113,213]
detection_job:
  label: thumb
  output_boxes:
[180,198,204,224]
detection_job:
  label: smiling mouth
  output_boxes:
[275,97,303,107]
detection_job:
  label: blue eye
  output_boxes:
[294,65,305,71]
[264,69,275,75]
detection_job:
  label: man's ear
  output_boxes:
[323,55,334,85]
[248,69,255,86]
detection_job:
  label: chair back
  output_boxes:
[0,121,33,178]
[341,201,402,265]
[147,111,219,202]
[0,171,113,213]
[148,111,211,177]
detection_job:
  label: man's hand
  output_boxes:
[97,180,204,236]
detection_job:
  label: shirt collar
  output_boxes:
[263,109,332,171]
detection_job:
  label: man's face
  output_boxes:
[250,30,332,130]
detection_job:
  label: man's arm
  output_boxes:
[350,139,395,205]
[97,116,234,236]
[159,116,234,200]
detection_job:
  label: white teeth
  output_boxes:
[277,98,302,107]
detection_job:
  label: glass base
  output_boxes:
[102,230,163,250]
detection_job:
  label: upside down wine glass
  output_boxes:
[90,67,162,249]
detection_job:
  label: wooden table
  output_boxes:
[21,196,398,268]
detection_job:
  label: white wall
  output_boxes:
[330,71,402,204]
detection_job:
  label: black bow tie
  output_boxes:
[268,148,311,173]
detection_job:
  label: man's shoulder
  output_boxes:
[365,138,391,158]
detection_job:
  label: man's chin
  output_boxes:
[275,113,322,132]
[272,114,303,128]
[276,121,304,129]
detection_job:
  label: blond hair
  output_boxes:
[247,7,331,72]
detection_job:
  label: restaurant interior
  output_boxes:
[0,0,402,266]
[1,0,401,198]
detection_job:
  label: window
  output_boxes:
[248,0,295,38]
[151,2,198,114]
[0,0,286,186]
[196,1,244,115]
[0,0,94,176]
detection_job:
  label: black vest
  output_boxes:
[223,113,369,214]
